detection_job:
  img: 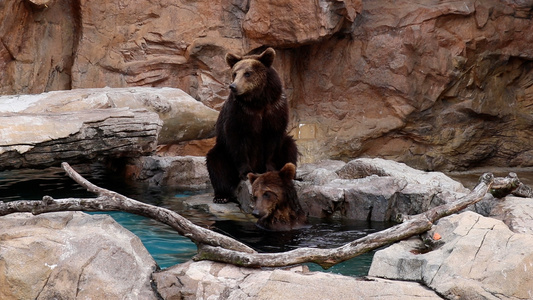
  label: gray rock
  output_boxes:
[128,155,211,189]
[338,158,469,193]
[297,180,346,218]
[296,159,346,185]
[342,176,404,221]
[369,211,533,300]
[0,108,162,169]
[0,87,218,145]
[296,158,467,221]
[0,212,158,300]
[490,196,533,234]
[152,260,442,300]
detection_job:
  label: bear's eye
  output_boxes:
[244,72,251,78]
[232,73,236,80]
[263,191,274,200]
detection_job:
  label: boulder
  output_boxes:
[128,156,469,222]
[490,196,533,234]
[297,158,468,221]
[368,211,533,299]
[0,212,158,300]
[125,155,211,189]
[152,260,442,300]
[0,87,218,145]
[296,159,346,185]
[337,158,469,193]
[0,108,161,169]
[0,87,218,169]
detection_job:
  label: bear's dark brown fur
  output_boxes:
[247,163,307,231]
[206,47,298,204]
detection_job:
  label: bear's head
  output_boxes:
[225,47,281,103]
[247,163,306,231]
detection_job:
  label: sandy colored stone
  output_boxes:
[153,260,441,300]
[0,87,217,145]
[0,212,158,300]
[0,108,161,169]
[369,211,533,299]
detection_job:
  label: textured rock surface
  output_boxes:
[0,108,161,169]
[0,87,218,169]
[296,158,469,220]
[368,211,533,299]
[0,212,158,300]
[132,156,470,222]
[152,260,441,300]
[3,1,533,170]
[125,155,211,189]
[242,0,362,48]
[0,87,218,145]
[490,196,533,234]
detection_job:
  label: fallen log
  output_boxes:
[0,162,255,254]
[194,173,495,268]
[0,163,510,269]
[0,108,162,169]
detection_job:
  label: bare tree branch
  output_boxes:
[0,162,255,254]
[193,173,495,268]
[1,164,509,270]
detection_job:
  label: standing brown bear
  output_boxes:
[206,47,298,204]
[247,163,307,231]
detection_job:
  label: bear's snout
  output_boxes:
[252,209,263,218]
[229,83,237,93]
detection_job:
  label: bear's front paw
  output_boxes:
[213,197,236,204]
[213,197,229,204]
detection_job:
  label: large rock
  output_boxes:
[0,87,218,169]
[0,108,162,169]
[125,155,211,189]
[2,1,533,171]
[0,87,218,145]
[128,156,470,221]
[153,260,441,300]
[297,158,469,221]
[490,196,533,234]
[368,211,533,299]
[337,158,469,193]
[0,212,158,300]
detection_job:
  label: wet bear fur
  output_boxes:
[206,47,298,203]
[247,163,307,231]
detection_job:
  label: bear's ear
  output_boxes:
[226,53,242,67]
[247,172,259,184]
[279,163,296,181]
[258,47,276,68]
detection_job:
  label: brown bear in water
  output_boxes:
[247,163,307,231]
[206,47,298,204]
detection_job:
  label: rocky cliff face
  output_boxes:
[2,0,533,171]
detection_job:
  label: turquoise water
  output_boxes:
[0,163,390,276]
[89,211,198,269]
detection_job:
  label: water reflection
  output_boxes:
[213,218,391,276]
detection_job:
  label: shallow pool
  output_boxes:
[0,163,391,276]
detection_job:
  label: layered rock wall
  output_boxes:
[2,0,533,171]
